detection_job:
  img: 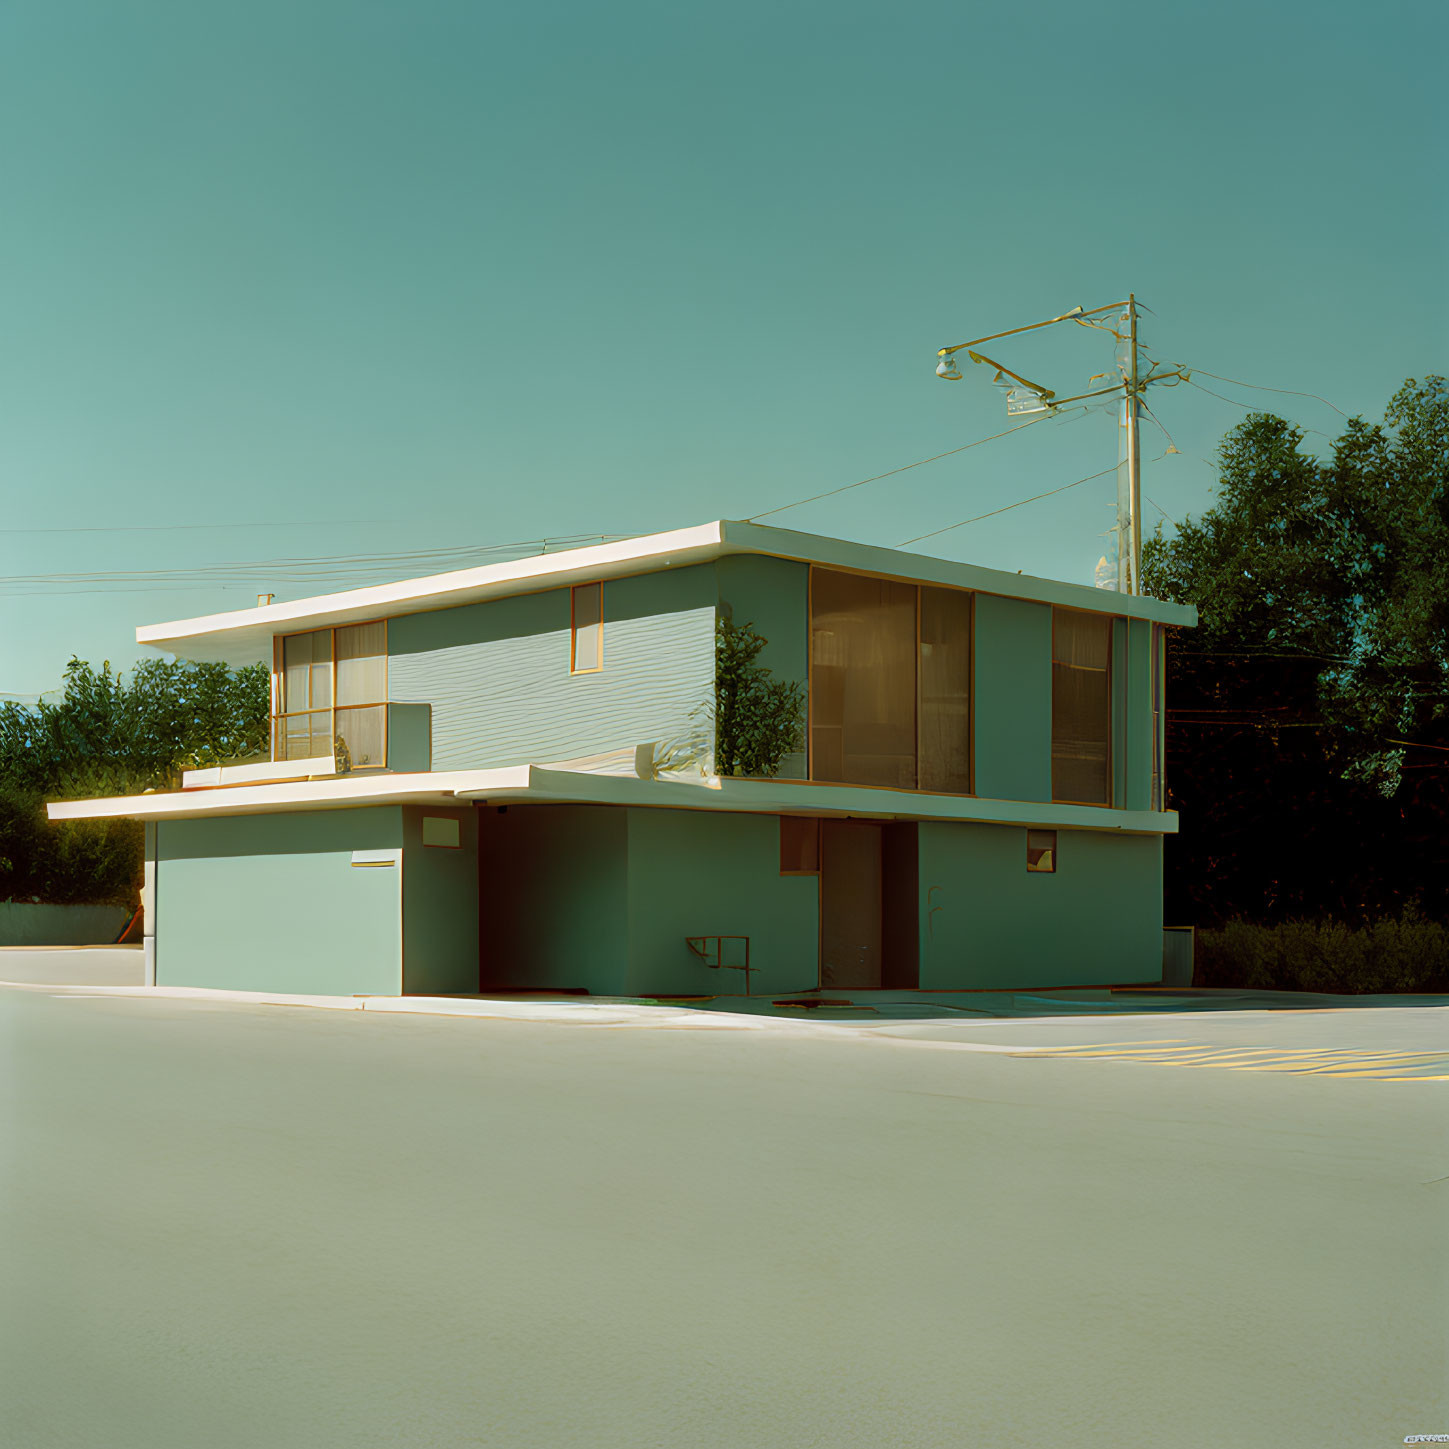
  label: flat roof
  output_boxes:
[138,519,1197,666]
[48,766,1179,836]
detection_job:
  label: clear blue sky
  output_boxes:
[2,0,1444,693]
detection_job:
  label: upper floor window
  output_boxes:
[808,568,972,794]
[1051,608,1112,805]
[275,621,387,768]
[571,583,603,673]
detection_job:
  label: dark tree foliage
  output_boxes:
[0,657,270,904]
[712,620,806,778]
[1142,376,1449,926]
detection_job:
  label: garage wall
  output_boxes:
[401,805,479,996]
[918,821,1162,990]
[155,808,403,996]
[625,808,819,998]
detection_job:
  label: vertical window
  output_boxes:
[809,569,920,789]
[918,586,972,794]
[1051,608,1112,805]
[571,583,603,673]
[275,622,388,767]
[779,816,821,874]
[1026,830,1057,872]
[1150,624,1165,810]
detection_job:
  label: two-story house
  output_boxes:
[50,521,1195,1000]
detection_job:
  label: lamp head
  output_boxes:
[935,350,962,380]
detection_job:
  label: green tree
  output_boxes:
[711,619,806,777]
[1142,376,1448,925]
[0,657,269,905]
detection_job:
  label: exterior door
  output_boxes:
[820,820,883,989]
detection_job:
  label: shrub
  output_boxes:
[0,783,142,907]
[1195,914,1449,994]
[712,619,806,778]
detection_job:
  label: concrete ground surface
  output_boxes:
[1,974,1445,1449]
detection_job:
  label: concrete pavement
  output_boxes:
[0,975,1445,1448]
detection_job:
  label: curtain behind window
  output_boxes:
[1052,609,1112,804]
[810,569,917,788]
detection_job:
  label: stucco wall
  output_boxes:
[401,805,479,995]
[388,565,717,772]
[972,593,1053,803]
[624,807,819,998]
[917,821,1162,990]
[155,808,404,996]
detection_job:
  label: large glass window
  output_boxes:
[1051,608,1112,805]
[275,621,388,768]
[808,569,973,793]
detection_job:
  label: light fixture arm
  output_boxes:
[936,299,1129,361]
[965,350,1056,401]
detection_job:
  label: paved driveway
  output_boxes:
[1,982,1444,1449]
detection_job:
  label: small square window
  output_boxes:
[780,816,820,874]
[1027,830,1056,873]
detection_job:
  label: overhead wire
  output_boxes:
[0,533,632,596]
[746,413,1066,522]
[1188,368,1349,419]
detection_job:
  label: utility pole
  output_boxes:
[935,295,1181,597]
[1117,294,1141,594]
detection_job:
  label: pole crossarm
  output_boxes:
[936,299,1130,359]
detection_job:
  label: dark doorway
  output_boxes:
[819,820,918,990]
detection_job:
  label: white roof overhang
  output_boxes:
[47,767,1180,836]
[136,519,1197,667]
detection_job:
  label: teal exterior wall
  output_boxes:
[972,593,1053,803]
[387,703,432,773]
[477,805,630,994]
[716,555,809,780]
[401,805,479,995]
[387,565,717,772]
[917,821,1162,990]
[624,807,819,997]
[155,808,404,996]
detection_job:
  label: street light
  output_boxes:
[933,296,1183,595]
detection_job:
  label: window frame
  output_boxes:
[805,564,976,797]
[1049,605,1115,808]
[570,582,604,675]
[272,619,389,769]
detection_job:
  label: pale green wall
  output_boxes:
[401,805,478,995]
[477,805,630,994]
[715,554,810,780]
[972,594,1053,803]
[917,821,1162,990]
[387,703,432,773]
[155,808,403,996]
[624,807,819,997]
[388,565,716,772]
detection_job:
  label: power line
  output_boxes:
[899,455,1168,547]
[1188,368,1349,419]
[0,519,390,536]
[1184,379,1333,439]
[747,414,1062,523]
[0,533,631,595]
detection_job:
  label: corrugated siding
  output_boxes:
[388,566,717,772]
